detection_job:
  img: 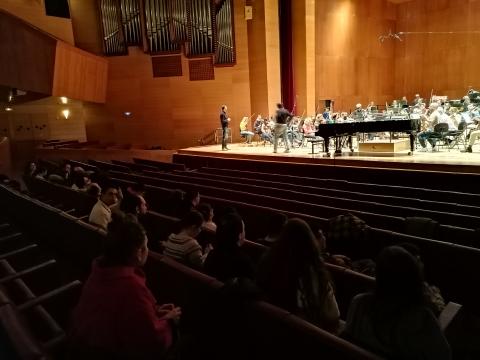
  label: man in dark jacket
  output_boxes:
[220,105,231,150]
[273,103,293,153]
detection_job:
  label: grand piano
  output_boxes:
[315,117,419,155]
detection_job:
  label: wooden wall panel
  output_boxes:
[0,0,74,44]
[246,0,269,117]
[394,0,480,101]
[52,41,108,103]
[68,0,103,54]
[0,10,56,95]
[85,0,251,149]
[292,0,316,116]
[0,97,87,143]
[315,0,397,112]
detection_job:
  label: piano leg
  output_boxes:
[408,132,415,155]
[323,136,329,153]
[335,137,342,155]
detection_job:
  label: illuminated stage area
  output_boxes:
[178,141,480,174]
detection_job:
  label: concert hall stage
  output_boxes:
[177,142,480,174]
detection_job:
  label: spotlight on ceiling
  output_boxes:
[60,96,68,104]
[62,109,70,119]
[5,107,13,112]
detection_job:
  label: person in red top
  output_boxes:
[69,214,181,359]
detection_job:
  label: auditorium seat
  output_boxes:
[133,158,186,172]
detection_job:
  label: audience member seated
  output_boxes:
[163,210,210,269]
[120,194,148,221]
[88,184,119,230]
[176,189,200,218]
[398,243,446,316]
[197,203,217,232]
[24,161,37,178]
[204,213,255,282]
[258,212,287,245]
[55,162,73,186]
[69,215,181,359]
[311,223,351,268]
[86,183,102,199]
[111,182,145,214]
[71,171,91,191]
[257,218,340,333]
[34,167,48,180]
[342,246,451,360]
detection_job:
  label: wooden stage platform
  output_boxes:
[177,142,480,174]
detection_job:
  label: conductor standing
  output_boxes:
[220,105,230,150]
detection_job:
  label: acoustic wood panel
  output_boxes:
[315,0,397,112]
[0,10,56,95]
[152,55,183,77]
[52,41,108,103]
[189,58,215,81]
[394,0,480,101]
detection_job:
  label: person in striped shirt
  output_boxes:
[163,210,211,269]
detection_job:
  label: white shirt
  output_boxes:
[88,200,112,230]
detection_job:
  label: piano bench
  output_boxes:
[306,138,324,154]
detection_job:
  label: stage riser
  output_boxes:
[358,140,410,153]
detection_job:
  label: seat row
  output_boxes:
[107,169,478,247]
[172,152,480,193]
[0,184,383,360]
[103,175,480,307]
[0,220,82,359]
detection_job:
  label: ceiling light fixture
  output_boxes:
[60,96,68,104]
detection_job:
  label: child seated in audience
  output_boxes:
[342,246,451,360]
[69,215,181,359]
[163,210,211,269]
[204,213,255,282]
[257,218,340,333]
[197,202,217,232]
[88,184,119,230]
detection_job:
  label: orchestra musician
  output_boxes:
[302,118,316,138]
[413,94,423,106]
[220,105,231,151]
[418,103,441,152]
[239,117,254,144]
[260,118,273,143]
[463,105,480,153]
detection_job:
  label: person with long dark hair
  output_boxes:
[70,215,181,359]
[204,213,254,282]
[257,218,340,332]
[342,246,450,360]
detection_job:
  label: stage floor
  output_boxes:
[178,141,480,173]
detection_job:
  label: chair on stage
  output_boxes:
[214,128,232,145]
[447,121,467,151]
[428,123,449,151]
